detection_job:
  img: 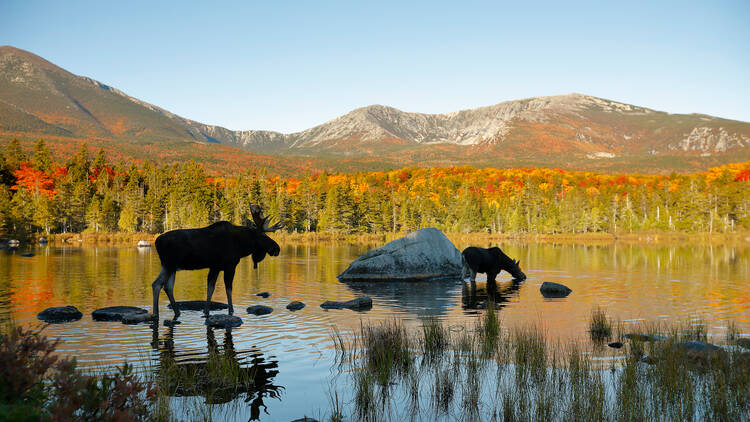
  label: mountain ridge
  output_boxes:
[2,45,750,173]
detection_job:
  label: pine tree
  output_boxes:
[31,139,52,172]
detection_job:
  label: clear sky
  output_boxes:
[3,1,749,133]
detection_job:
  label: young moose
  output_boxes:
[461,246,526,284]
[152,205,282,318]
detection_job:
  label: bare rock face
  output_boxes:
[38,306,83,323]
[337,228,462,282]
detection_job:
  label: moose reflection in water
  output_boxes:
[461,278,523,311]
[151,325,283,421]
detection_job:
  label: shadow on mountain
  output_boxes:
[461,279,524,312]
[151,324,283,421]
[343,278,464,317]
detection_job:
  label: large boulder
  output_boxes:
[337,228,462,282]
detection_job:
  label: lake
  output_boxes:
[1,240,749,421]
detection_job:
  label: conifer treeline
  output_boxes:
[2,139,750,237]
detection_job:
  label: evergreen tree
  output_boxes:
[31,139,52,172]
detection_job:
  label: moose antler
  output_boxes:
[249,205,283,232]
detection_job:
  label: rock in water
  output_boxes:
[38,306,83,323]
[122,313,157,324]
[205,314,242,328]
[286,301,306,311]
[136,240,151,248]
[539,282,572,298]
[337,228,462,282]
[624,333,666,342]
[247,305,273,315]
[92,306,148,322]
[256,292,271,298]
[168,301,229,311]
[320,297,373,310]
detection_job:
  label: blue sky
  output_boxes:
[3,1,749,132]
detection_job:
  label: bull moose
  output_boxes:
[152,205,282,318]
[461,246,526,284]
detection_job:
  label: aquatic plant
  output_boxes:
[589,305,613,341]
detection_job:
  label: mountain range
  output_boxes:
[2,45,749,174]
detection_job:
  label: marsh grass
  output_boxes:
[328,317,750,422]
[589,306,613,341]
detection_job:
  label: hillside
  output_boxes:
[2,46,750,173]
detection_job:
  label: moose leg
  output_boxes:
[224,267,235,315]
[164,271,179,318]
[205,268,220,316]
[152,267,169,317]
[487,271,498,286]
[469,269,477,285]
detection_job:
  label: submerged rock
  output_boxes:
[286,301,306,311]
[37,306,83,323]
[539,282,572,298]
[122,313,157,324]
[624,333,667,342]
[247,305,273,315]
[337,228,462,282]
[320,296,373,310]
[168,301,229,311]
[92,306,148,322]
[205,314,242,328]
[256,292,271,298]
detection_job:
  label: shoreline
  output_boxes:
[32,230,750,247]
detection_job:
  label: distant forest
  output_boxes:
[1,138,749,237]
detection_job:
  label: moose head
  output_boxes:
[152,205,283,318]
[247,204,282,269]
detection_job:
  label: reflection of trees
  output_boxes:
[461,279,523,311]
[151,325,283,421]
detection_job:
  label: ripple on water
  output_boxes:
[2,243,750,420]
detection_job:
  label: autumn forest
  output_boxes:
[2,138,750,239]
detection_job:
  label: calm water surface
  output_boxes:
[1,240,749,421]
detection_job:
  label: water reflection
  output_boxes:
[152,324,283,420]
[461,279,524,311]
[345,279,463,317]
